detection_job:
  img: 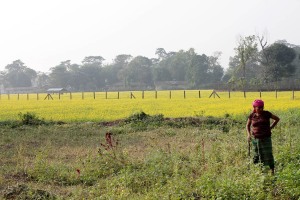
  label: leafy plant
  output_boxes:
[18,112,46,125]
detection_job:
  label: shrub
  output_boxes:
[18,112,46,126]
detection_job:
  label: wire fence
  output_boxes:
[1,90,299,100]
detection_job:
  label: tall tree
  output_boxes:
[122,56,153,87]
[260,42,296,82]
[82,56,104,66]
[168,49,192,81]
[207,53,224,84]
[49,60,72,88]
[155,48,168,60]
[80,56,105,91]
[2,60,37,87]
[34,72,50,88]
[109,54,132,85]
[186,54,209,87]
[234,35,258,90]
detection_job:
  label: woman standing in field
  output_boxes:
[246,99,280,174]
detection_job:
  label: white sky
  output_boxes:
[0,0,299,72]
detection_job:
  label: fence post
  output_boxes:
[70,92,72,100]
[94,92,96,99]
[117,91,119,99]
[106,91,108,99]
[27,93,29,100]
[82,92,84,100]
[275,90,277,99]
[8,93,10,100]
[169,91,171,99]
[59,92,61,100]
[243,91,246,98]
[292,90,295,100]
[184,90,186,99]
[155,91,157,99]
[228,90,230,99]
[37,93,39,100]
[18,93,19,100]
[199,90,201,98]
[260,91,262,98]
[142,91,144,99]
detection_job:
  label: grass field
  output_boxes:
[0,90,299,199]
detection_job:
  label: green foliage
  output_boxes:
[3,184,56,199]
[123,111,164,131]
[3,59,37,88]
[1,108,299,199]
[122,111,242,133]
[263,42,296,81]
[28,134,129,186]
[18,112,46,125]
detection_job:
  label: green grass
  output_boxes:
[0,110,299,199]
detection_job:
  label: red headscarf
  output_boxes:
[252,99,264,107]
[252,99,264,112]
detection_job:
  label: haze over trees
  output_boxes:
[1,35,300,92]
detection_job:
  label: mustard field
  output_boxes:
[0,90,299,122]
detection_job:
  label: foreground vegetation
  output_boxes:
[0,110,299,199]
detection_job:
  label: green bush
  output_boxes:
[18,112,46,125]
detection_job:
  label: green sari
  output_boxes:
[252,136,274,169]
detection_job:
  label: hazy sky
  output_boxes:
[1,0,299,72]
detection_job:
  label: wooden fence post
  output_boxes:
[18,94,19,100]
[106,91,108,99]
[169,91,171,99]
[155,91,157,99]
[243,91,246,98]
[142,91,144,99]
[27,93,29,100]
[275,90,277,99]
[199,90,201,98]
[228,90,230,99]
[59,93,61,100]
[117,91,119,99]
[292,90,295,100]
[184,90,186,99]
[70,92,72,100]
[260,91,262,98]
[130,92,136,99]
[37,93,39,100]
[82,92,84,100]
[94,92,96,99]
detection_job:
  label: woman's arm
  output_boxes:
[246,118,252,142]
[270,114,280,130]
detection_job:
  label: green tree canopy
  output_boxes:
[3,60,37,87]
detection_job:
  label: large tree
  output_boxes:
[109,54,132,84]
[186,54,209,87]
[34,72,50,88]
[260,42,296,82]
[207,53,224,84]
[2,60,37,87]
[49,60,72,88]
[122,56,153,88]
[80,56,105,91]
[234,35,258,90]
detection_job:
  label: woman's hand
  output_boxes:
[247,135,252,142]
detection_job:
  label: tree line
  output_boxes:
[1,35,300,92]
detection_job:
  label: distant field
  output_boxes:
[0,90,299,122]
